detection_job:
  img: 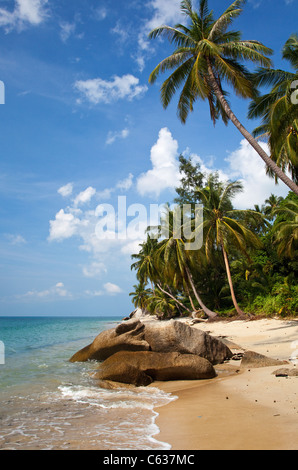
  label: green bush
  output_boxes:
[248,283,298,317]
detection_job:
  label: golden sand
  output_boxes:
[153,318,298,450]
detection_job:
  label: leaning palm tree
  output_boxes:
[148,0,298,195]
[196,176,263,317]
[155,205,218,319]
[131,231,191,314]
[249,34,298,184]
[145,289,178,319]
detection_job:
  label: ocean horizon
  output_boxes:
[0,315,175,450]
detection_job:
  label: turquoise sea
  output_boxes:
[0,316,174,450]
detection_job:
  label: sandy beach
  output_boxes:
[153,318,298,451]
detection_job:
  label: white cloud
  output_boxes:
[74,74,148,105]
[116,173,134,191]
[82,261,107,278]
[73,186,96,206]
[0,0,48,31]
[137,127,181,197]
[18,282,71,301]
[104,282,123,295]
[120,239,145,256]
[96,188,113,200]
[111,21,129,43]
[48,175,142,281]
[134,0,182,71]
[58,183,73,197]
[6,234,27,245]
[48,209,80,241]
[84,289,104,297]
[59,21,76,42]
[248,0,293,7]
[94,6,107,21]
[224,139,289,209]
[84,282,123,297]
[190,139,290,209]
[146,0,183,31]
[106,128,130,145]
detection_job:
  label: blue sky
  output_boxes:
[0,0,296,317]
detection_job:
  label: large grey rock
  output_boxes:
[94,351,216,386]
[144,320,232,365]
[70,319,150,362]
[241,350,289,369]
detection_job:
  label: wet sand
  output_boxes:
[153,318,298,450]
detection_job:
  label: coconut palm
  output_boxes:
[196,176,263,317]
[131,235,158,289]
[148,0,298,195]
[129,282,152,309]
[263,194,284,220]
[131,231,191,314]
[272,199,298,259]
[249,34,298,184]
[145,289,178,319]
[155,205,218,319]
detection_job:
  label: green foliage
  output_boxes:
[130,164,297,319]
[248,282,298,317]
[149,0,272,125]
[174,155,204,205]
[145,289,179,319]
[249,34,298,183]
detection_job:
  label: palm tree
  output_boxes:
[148,0,298,195]
[272,199,298,259]
[263,194,284,220]
[129,282,152,309]
[249,34,298,184]
[196,176,263,317]
[131,231,191,314]
[145,289,178,319]
[131,235,158,289]
[155,205,218,319]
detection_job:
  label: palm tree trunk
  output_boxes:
[184,281,199,313]
[207,61,298,196]
[156,283,192,314]
[220,242,247,318]
[184,266,218,319]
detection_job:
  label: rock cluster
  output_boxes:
[70,318,233,386]
[93,351,217,386]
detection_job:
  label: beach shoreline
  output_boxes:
[152,318,298,451]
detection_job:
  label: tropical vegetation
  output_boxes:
[129,0,298,320]
[130,158,298,320]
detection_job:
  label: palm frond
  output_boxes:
[148,25,195,48]
[283,34,298,71]
[222,41,273,67]
[208,0,245,40]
